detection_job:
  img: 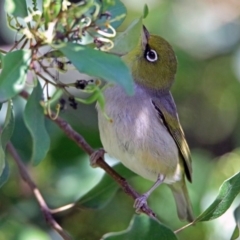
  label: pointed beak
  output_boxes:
[141,25,150,50]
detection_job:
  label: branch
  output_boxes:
[20,90,157,218]
[6,142,72,240]
[54,117,156,218]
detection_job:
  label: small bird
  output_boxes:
[96,25,194,222]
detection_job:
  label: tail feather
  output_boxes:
[169,179,194,222]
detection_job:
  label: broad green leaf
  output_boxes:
[110,18,142,55]
[102,214,178,240]
[5,0,28,18]
[78,163,136,209]
[195,172,240,222]
[58,43,134,94]
[0,50,31,103]
[23,81,50,165]
[0,100,15,176]
[62,189,134,239]
[143,4,149,19]
[101,0,127,29]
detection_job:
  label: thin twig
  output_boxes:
[174,221,195,234]
[9,35,26,52]
[6,142,72,240]
[36,72,57,86]
[51,203,76,214]
[20,38,29,50]
[53,111,156,218]
[0,48,7,54]
[19,90,157,219]
[38,60,57,80]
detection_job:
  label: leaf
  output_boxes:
[5,0,28,18]
[195,172,240,222]
[231,226,239,240]
[58,43,134,94]
[143,4,149,19]
[102,214,178,240]
[110,18,142,55]
[62,189,135,239]
[41,50,64,59]
[78,163,136,209]
[0,100,14,177]
[32,0,38,11]
[0,162,10,188]
[101,0,127,29]
[23,81,50,165]
[0,50,31,103]
[231,204,240,240]
[0,101,15,150]
[43,0,61,25]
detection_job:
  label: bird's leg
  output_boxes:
[134,174,165,212]
[90,148,105,167]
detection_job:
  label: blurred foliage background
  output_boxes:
[1,0,240,239]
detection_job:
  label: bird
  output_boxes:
[94,25,194,222]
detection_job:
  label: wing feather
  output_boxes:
[152,93,192,182]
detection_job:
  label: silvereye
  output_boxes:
[96,26,194,222]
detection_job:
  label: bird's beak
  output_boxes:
[141,25,150,50]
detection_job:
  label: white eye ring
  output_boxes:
[146,49,158,62]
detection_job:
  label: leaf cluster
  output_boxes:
[1,1,240,239]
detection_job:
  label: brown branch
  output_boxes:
[9,35,26,52]
[54,117,156,217]
[6,142,72,240]
[20,90,157,218]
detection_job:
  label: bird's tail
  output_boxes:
[168,179,194,222]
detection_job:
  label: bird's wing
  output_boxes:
[152,93,192,182]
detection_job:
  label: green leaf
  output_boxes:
[231,226,239,240]
[143,4,149,19]
[110,18,142,55]
[23,81,50,165]
[0,50,31,103]
[32,0,38,11]
[43,0,61,25]
[1,101,15,150]
[102,214,178,240]
[0,100,15,177]
[195,172,240,222]
[58,43,134,94]
[101,0,127,29]
[0,162,10,188]
[78,163,136,209]
[5,0,28,18]
[41,50,64,59]
[231,204,240,240]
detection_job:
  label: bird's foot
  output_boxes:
[134,194,149,213]
[90,148,105,168]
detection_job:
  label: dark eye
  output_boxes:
[146,49,158,62]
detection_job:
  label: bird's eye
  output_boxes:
[145,49,158,62]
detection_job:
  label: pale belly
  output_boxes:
[97,86,182,184]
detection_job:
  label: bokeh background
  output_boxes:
[1,0,240,239]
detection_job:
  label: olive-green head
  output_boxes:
[123,26,177,91]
